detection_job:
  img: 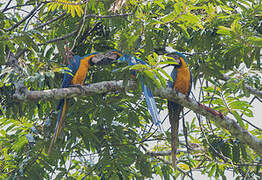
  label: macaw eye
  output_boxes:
[174,57,181,64]
[91,57,98,64]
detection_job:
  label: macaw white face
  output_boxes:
[91,54,104,64]
[106,52,119,60]
[173,55,181,64]
[168,54,181,66]
[91,52,121,65]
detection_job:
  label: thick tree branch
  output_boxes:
[13,80,136,101]
[13,80,262,156]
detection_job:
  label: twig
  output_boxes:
[1,0,12,12]
[84,13,133,19]
[241,118,262,131]
[44,0,82,6]
[37,13,132,45]
[70,1,88,51]
[23,7,40,31]
[256,97,262,103]
[8,1,43,31]
[240,96,256,117]
[33,12,67,30]
[2,3,35,12]
[41,30,77,45]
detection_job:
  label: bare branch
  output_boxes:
[33,12,67,30]
[2,3,35,12]
[1,0,12,12]
[40,30,78,45]
[84,13,133,19]
[8,1,43,31]
[35,12,131,45]
[70,1,88,51]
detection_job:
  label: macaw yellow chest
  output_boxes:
[71,55,94,85]
[173,64,191,95]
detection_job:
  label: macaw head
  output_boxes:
[89,50,123,65]
[167,51,188,68]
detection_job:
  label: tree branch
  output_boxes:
[40,30,77,45]
[222,74,262,99]
[2,3,35,12]
[84,13,133,19]
[37,13,132,45]
[8,1,43,31]
[33,12,67,30]
[13,80,136,101]
[1,0,12,12]
[13,80,262,156]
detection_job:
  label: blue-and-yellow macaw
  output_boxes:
[112,50,164,133]
[48,52,121,155]
[167,51,192,168]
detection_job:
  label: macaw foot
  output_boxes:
[69,84,85,92]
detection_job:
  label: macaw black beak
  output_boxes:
[90,51,123,65]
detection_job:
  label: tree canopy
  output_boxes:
[0,0,262,179]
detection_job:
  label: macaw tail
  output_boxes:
[48,98,68,155]
[168,100,183,169]
[141,80,164,133]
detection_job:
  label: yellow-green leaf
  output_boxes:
[71,7,76,17]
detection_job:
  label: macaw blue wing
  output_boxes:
[62,55,81,88]
[117,52,163,133]
[168,67,177,89]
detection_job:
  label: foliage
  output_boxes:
[0,0,262,179]
[46,0,84,17]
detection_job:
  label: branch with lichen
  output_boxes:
[12,78,262,156]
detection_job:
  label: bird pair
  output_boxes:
[48,50,192,170]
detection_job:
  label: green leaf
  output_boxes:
[248,36,262,46]
[143,70,162,89]
[161,12,176,23]
[158,67,173,83]
[208,164,216,177]
[240,144,247,160]
[231,111,244,128]
[152,69,166,87]
[154,0,165,10]
[217,26,231,35]
[232,142,240,163]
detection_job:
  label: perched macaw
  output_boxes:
[111,50,164,133]
[167,51,192,168]
[48,52,121,155]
